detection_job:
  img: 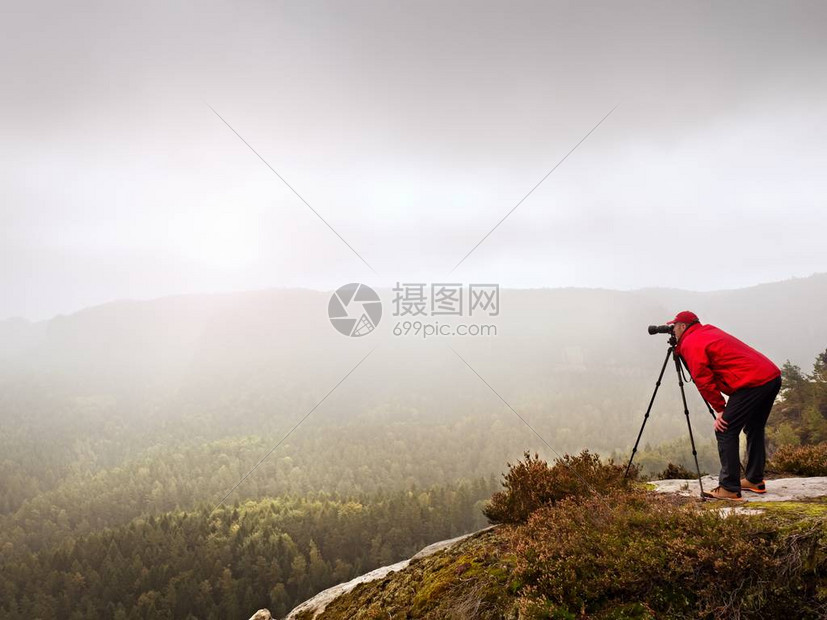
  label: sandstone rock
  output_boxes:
[650,475,827,501]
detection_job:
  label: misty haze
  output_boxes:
[1,2,826,619]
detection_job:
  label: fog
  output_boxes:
[2,1,826,319]
[2,4,827,617]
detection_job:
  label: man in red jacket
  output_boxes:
[670,311,782,500]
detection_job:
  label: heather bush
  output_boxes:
[770,442,827,476]
[511,490,826,619]
[482,450,637,524]
[658,462,705,479]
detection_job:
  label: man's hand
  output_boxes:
[714,410,728,433]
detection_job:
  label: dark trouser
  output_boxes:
[715,375,782,492]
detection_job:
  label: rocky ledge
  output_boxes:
[249,476,827,620]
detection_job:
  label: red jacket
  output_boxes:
[676,323,780,412]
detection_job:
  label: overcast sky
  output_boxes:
[2,1,825,320]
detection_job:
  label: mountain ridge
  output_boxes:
[4,272,826,325]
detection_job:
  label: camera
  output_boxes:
[648,324,674,335]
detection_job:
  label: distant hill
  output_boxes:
[2,274,826,450]
[1,274,825,507]
[3,273,826,380]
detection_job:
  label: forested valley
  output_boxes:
[2,282,826,618]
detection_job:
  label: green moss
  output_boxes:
[409,545,517,615]
[747,498,827,522]
[410,560,455,612]
[316,527,517,619]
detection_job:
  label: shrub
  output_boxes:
[658,462,705,479]
[511,490,827,618]
[482,450,637,524]
[770,442,827,476]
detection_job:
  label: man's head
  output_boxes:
[667,310,700,340]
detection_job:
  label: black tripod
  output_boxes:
[624,334,717,499]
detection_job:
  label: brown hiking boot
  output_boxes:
[702,486,744,501]
[740,478,766,494]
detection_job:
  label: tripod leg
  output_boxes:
[625,347,673,478]
[678,356,717,420]
[674,355,706,499]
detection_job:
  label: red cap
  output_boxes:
[667,310,699,325]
